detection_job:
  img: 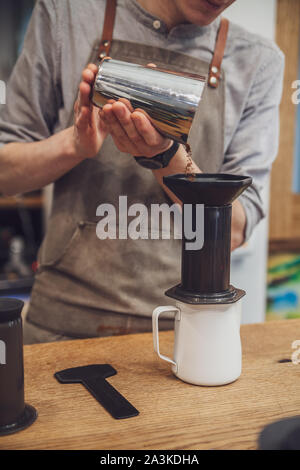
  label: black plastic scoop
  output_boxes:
[54,364,139,420]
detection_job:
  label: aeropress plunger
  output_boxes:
[152,174,252,386]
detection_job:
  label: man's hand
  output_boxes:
[231,200,247,250]
[98,61,172,157]
[72,63,108,160]
[99,100,173,157]
[0,63,111,196]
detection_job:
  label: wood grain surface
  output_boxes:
[1,320,300,450]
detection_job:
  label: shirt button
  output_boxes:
[153,20,161,30]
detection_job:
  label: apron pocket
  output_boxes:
[37,220,181,316]
[38,221,83,269]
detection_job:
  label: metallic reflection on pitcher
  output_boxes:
[92,58,206,145]
[152,174,252,386]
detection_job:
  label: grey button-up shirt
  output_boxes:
[0,0,285,239]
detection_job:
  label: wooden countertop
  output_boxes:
[1,319,300,450]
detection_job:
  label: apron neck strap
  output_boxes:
[208,17,229,88]
[98,1,229,89]
[98,0,117,60]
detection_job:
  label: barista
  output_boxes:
[0,0,284,343]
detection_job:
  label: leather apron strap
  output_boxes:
[98,1,229,88]
[208,17,229,88]
[98,0,117,59]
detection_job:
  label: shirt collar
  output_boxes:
[125,0,221,39]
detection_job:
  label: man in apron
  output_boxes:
[0,0,284,343]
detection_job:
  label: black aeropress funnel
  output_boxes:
[163,174,252,304]
[0,298,37,436]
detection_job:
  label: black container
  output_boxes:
[181,204,232,295]
[163,174,252,304]
[0,298,37,436]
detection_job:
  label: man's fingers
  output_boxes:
[101,99,170,156]
[87,63,98,74]
[110,129,137,155]
[76,106,91,129]
[131,111,165,147]
[98,111,109,133]
[102,104,136,153]
[111,136,133,154]
[82,68,95,84]
[99,116,108,133]
[118,98,134,112]
[77,64,98,115]
[112,102,144,145]
[79,81,92,109]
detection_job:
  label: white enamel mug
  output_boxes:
[152,300,242,386]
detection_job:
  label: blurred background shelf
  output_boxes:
[0,190,44,300]
[0,195,43,209]
[0,277,34,295]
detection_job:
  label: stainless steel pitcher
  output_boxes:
[92,58,206,144]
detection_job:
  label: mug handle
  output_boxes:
[152,306,181,373]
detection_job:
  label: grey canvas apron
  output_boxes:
[26,0,229,338]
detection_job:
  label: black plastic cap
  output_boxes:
[0,298,24,323]
[259,416,300,450]
[163,174,252,206]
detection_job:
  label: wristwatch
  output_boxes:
[134,141,180,170]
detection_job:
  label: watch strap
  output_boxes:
[134,141,180,170]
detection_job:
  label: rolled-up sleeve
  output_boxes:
[222,47,285,240]
[0,0,60,148]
